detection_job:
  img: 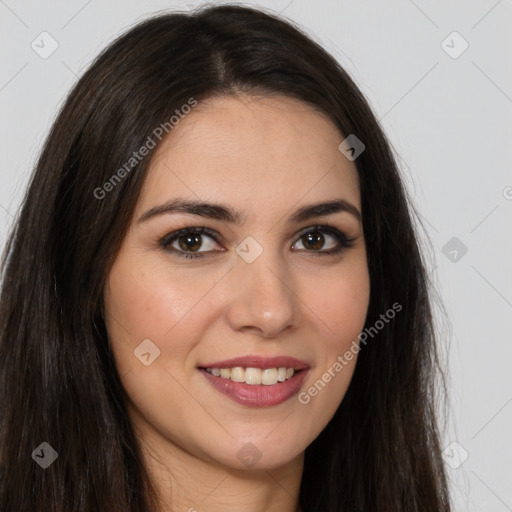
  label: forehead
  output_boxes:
[138,94,361,217]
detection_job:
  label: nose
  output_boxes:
[225,248,300,338]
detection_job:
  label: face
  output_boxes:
[103,94,370,472]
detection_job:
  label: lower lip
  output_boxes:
[199,368,309,407]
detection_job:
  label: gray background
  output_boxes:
[1,1,511,510]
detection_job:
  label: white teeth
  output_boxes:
[245,367,262,385]
[205,366,297,385]
[230,366,245,382]
[220,368,231,379]
[277,367,287,382]
[261,368,278,385]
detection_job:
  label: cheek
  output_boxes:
[294,256,369,429]
[103,253,230,374]
[306,255,370,344]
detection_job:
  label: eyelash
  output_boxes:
[158,225,357,260]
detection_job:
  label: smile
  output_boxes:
[199,366,309,407]
[204,366,296,385]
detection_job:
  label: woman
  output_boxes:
[0,4,451,511]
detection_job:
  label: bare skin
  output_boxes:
[103,94,370,512]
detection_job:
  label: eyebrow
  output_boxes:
[138,198,361,224]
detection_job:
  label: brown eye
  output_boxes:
[301,232,327,250]
[177,234,203,252]
[159,227,223,259]
[292,226,356,255]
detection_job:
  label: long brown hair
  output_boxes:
[0,5,451,511]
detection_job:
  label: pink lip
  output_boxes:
[198,355,310,370]
[199,367,310,407]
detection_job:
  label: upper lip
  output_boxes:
[198,355,310,370]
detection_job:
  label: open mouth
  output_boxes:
[198,366,304,386]
[198,365,309,407]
